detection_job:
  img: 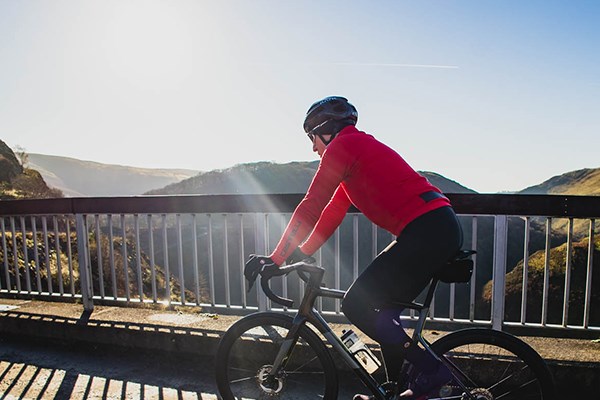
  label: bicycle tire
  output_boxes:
[430,328,555,400]
[215,312,339,399]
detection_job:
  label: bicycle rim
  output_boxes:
[430,328,555,400]
[432,329,554,400]
[215,312,338,400]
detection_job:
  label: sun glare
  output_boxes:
[100,1,194,88]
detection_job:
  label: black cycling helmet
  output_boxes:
[303,96,358,144]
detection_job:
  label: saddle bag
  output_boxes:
[437,250,475,283]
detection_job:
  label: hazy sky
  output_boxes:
[1,0,598,193]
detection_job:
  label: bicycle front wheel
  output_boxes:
[430,328,555,400]
[215,312,338,399]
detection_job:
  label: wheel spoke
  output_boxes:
[216,314,338,399]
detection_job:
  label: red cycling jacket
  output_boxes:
[269,125,450,266]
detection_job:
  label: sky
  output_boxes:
[0,0,599,193]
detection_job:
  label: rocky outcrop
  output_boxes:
[0,140,23,182]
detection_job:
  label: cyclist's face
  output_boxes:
[311,134,331,157]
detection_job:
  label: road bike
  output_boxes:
[215,251,555,399]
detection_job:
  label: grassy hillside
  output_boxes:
[29,153,199,196]
[146,160,477,195]
[519,168,600,195]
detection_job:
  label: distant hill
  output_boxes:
[28,154,199,197]
[519,168,600,196]
[146,160,477,195]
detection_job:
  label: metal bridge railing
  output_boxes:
[0,194,598,334]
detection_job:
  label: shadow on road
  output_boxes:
[0,335,218,399]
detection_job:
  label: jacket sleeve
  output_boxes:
[269,146,348,265]
[299,185,351,256]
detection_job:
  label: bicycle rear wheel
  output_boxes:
[430,328,555,400]
[215,312,338,399]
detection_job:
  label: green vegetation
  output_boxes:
[0,226,205,305]
[483,237,600,326]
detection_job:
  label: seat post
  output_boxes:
[411,279,439,339]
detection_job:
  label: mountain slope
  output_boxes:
[519,168,600,195]
[28,154,199,197]
[145,161,477,195]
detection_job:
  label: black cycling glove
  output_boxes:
[286,247,313,264]
[244,254,275,291]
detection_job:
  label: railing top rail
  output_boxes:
[0,193,599,218]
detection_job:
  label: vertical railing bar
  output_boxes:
[583,219,595,328]
[20,216,32,293]
[254,213,267,311]
[239,214,247,308]
[224,214,231,307]
[541,217,552,326]
[562,218,574,327]
[265,214,271,311]
[371,223,377,259]
[65,216,74,296]
[429,291,436,320]
[449,283,456,321]
[53,216,63,295]
[147,214,157,303]
[469,216,478,322]
[1,219,7,290]
[280,214,287,311]
[334,228,341,314]
[42,217,52,294]
[176,214,185,305]
[192,214,201,306]
[207,214,215,306]
[521,217,530,324]
[31,217,42,293]
[108,215,117,300]
[353,215,359,281]
[316,247,323,313]
[162,214,171,305]
[10,217,21,292]
[296,218,304,302]
[94,215,105,299]
[121,214,130,302]
[491,215,508,330]
[135,214,144,303]
[75,214,93,311]
[84,215,94,299]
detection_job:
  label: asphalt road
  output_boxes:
[0,336,365,400]
[0,336,220,400]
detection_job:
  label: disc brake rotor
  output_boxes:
[257,365,285,395]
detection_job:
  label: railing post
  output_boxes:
[255,213,268,311]
[76,214,94,312]
[491,215,508,331]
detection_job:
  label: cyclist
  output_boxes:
[245,96,463,399]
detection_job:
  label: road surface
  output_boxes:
[0,335,364,399]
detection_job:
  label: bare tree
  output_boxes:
[14,145,29,168]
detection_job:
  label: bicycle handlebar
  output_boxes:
[260,261,325,308]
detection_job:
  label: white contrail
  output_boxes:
[249,62,459,69]
[331,62,459,69]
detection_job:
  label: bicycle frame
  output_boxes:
[267,276,389,400]
[261,262,477,400]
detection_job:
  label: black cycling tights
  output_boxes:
[341,206,463,380]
